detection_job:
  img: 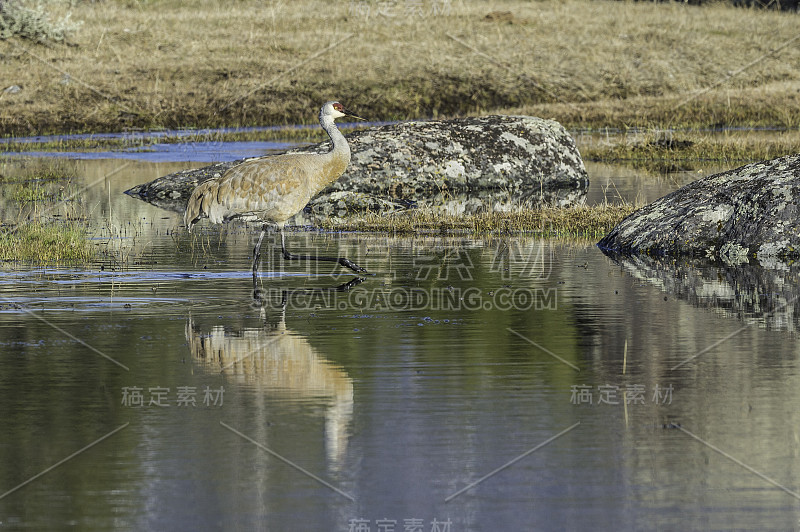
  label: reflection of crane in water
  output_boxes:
[184,101,367,281]
[187,308,354,469]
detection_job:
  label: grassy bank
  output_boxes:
[1,0,799,135]
[582,128,800,164]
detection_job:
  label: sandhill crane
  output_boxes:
[184,101,367,281]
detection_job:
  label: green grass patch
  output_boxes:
[8,182,50,202]
[0,221,93,262]
[318,203,637,239]
[0,158,93,263]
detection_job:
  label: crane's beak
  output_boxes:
[342,107,366,121]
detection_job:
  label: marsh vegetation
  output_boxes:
[0,0,798,260]
[0,159,94,262]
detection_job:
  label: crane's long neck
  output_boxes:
[321,114,350,161]
[317,114,351,186]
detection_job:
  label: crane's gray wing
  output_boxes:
[207,155,317,223]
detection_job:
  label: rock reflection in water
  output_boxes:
[602,250,800,331]
[185,310,353,468]
[126,177,587,221]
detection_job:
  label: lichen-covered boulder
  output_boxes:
[300,115,587,200]
[598,154,800,264]
[125,115,588,216]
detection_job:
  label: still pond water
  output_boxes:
[1,137,800,531]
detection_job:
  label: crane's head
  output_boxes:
[321,101,365,122]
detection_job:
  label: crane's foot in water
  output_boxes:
[252,276,365,305]
[280,249,369,275]
[338,257,367,274]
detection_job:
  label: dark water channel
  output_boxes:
[1,139,799,530]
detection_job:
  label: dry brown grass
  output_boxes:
[1,0,799,135]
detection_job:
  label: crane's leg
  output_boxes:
[279,227,367,274]
[252,225,268,287]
